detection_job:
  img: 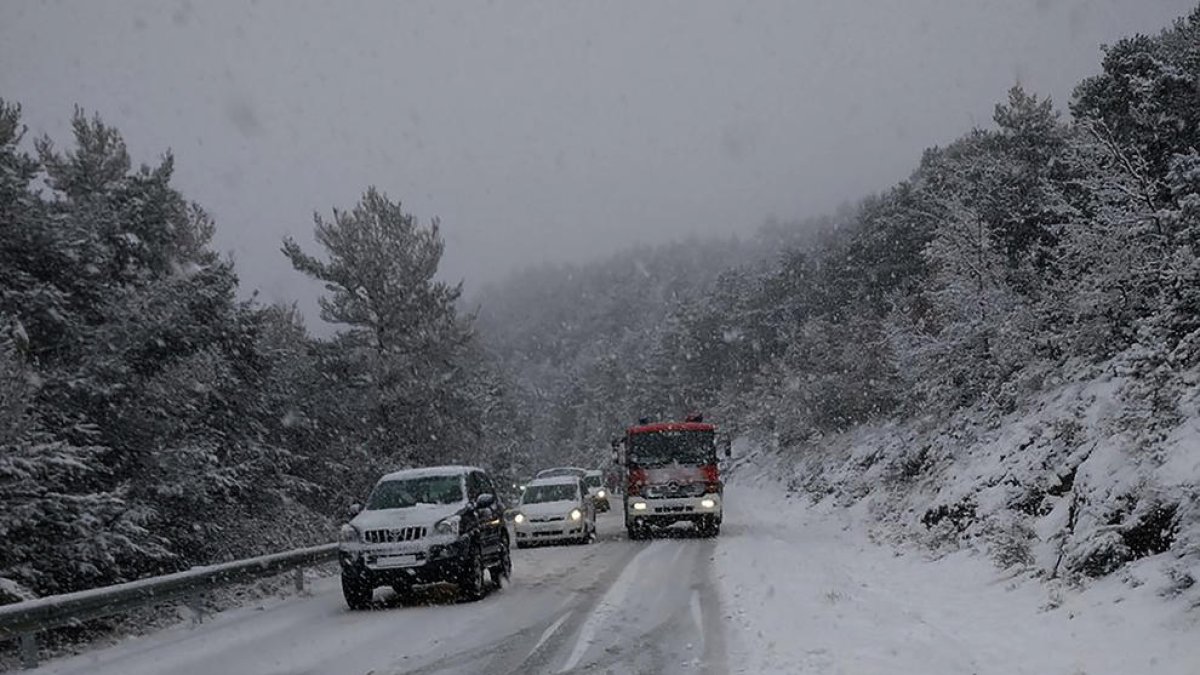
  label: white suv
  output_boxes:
[583,469,610,512]
[338,466,511,609]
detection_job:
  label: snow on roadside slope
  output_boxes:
[715,473,1200,675]
[779,363,1200,587]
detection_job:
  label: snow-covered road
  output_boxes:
[32,512,726,675]
[30,482,1198,675]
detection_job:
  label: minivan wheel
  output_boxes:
[341,574,373,610]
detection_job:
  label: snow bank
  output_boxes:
[715,478,1200,675]
[762,361,1200,595]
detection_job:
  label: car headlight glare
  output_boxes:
[339,524,360,543]
[596,490,606,498]
[514,513,526,524]
[569,508,582,521]
[700,498,716,509]
[632,501,648,511]
[434,515,460,535]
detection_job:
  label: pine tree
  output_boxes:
[283,188,472,466]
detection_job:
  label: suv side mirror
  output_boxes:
[475,493,496,510]
[347,502,362,517]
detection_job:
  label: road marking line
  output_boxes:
[531,611,573,656]
[558,542,657,673]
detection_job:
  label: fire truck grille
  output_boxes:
[643,483,706,499]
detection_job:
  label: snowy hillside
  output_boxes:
[765,356,1199,596]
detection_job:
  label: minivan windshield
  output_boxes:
[521,484,578,504]
[366,475,463,510]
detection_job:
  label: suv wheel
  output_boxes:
[341,574,373,610]
[489,536,512,586]
[459,546,487,601]
[627,523,649,540]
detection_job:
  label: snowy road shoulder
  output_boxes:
[715,480,1200,675]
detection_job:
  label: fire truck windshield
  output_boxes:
[627,430,715,467]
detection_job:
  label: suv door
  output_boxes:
[470,471,503,560]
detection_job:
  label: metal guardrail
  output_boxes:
[0,543,339,669]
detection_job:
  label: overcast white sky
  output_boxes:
[1,0,1194,325]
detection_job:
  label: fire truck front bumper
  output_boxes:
[625,493,722,526]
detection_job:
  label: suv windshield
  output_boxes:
[522,484,578,504]
[628,430,715,468]
[366,475,463,510]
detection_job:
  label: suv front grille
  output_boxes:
[364,526,427,544]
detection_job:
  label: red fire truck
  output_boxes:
[611,414,730,539]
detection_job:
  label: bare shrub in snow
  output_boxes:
[984,515,1037,570]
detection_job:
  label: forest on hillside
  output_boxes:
[478,8,1200,581]
[0,109,526,602]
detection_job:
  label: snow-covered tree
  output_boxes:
[283,188,474,467]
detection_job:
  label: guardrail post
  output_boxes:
[20,632,37,669]
[293,566,305,594]
[185,594,205,626]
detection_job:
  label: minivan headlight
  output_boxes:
[514,513,526,524]
[569,509,582,521]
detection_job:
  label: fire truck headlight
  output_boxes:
[700,498,716,509]
[632,501,648,511]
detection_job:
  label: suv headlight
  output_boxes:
[339,524,360,544]
[434,515,460,535]
[569,508,582,521]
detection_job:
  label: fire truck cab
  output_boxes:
[612,415,730,539]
